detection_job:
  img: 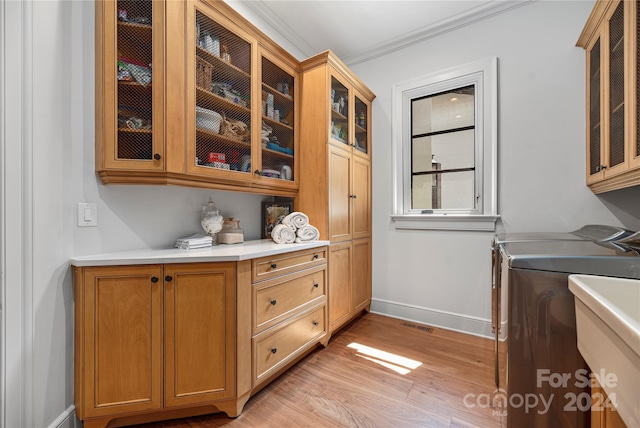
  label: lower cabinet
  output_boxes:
[73,246,327,428]
[328,238,371,333]
[75,265,164,420]
[592,383,628,428]
[164,263,236,407]
[250,249,328,388]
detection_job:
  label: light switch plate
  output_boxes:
[77,203,98,227]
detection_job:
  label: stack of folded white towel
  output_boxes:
[271,212,320,244]
[175,234,213,249]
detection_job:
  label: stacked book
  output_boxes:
[175,234,213,250]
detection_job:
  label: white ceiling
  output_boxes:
[239,0,533,65]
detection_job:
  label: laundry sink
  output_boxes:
[568,274,640,427]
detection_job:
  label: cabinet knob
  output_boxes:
[270,299,277,306]
[596,165,607,172]
[312,321,319,326]
[270,263,277,269]
[254,169,262,176]
[350,194,357,199]
[313,254,319,259]
[153,153,161,160]
[151,276,159,283]
[271,348,277,354]
[165,275,173,282]
[313,283,319,288]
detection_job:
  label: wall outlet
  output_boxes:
[77,203,98,227]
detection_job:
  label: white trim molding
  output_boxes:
[370,298,493,339]
[391,214,500,232]
[1,0,34,427]
[391,57,499,231]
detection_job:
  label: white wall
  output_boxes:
[349,0,640,337]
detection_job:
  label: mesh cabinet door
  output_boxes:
[190,9,253,177]
[100,0,164,171]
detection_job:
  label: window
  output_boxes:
[391,58,498,231]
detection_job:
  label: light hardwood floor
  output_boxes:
[133,313,502,428]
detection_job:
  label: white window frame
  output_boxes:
[391,57,499,231]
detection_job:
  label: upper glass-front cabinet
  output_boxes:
[192,9,252,176]
[580,0,640,192]
[261,55,296,182]
[97,0,164,171]
[329,72,371,157]
[354,94,369,155]
[330,76,349,146]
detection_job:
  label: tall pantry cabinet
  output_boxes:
[297,51,375,334]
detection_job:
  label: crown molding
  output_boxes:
[237,0,534,66]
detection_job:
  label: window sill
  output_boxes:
[390,214,500,231]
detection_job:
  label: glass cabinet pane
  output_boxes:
[261,57,295,181]
[330,77,349,145]
[589,38,602,175]
[354,95,368,154]
[609,1,625,168]
[116,0,154,160]
[194,10,252,173]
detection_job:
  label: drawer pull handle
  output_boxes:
[151,276,159,283]
[270,299,277,306]
[165,275,173,282]
[271,348,277,354]
[270,263,277,269]
[313,283,319,288]
[313,254,319,259]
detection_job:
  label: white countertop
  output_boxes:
[71,239,330,267]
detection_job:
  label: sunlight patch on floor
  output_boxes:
[347,342,422,375]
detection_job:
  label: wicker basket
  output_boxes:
[196,57,213,90]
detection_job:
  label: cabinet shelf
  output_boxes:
[118,127,153,134]
[118,21,152,37]
[331,109,347,121]
[355,123,366,133]
[262,83,293,105]
[263,147,293,159]
[196,46,250,82]
[611,101,624,114]
[262,115,293,131]
[196,127,251,148]
[118,80,152,90]
[196,87,251,120]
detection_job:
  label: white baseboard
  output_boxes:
[370,298,493,339]
[47,405,78,428]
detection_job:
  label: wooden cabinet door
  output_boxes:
[585,27,605,184]
[183,1,255,182]
[329,145,352,242]
[82,265,163,418]
[96,0,165,173]
[328,241,352,332]
[352,238,371,313]
[352,156,370,240]
[164,262,236,407]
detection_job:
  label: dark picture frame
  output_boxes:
[261,200,294,239]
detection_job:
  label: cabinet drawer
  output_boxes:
[252,247,327,283]
[253,305,326,384]
[254,266,326,333]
